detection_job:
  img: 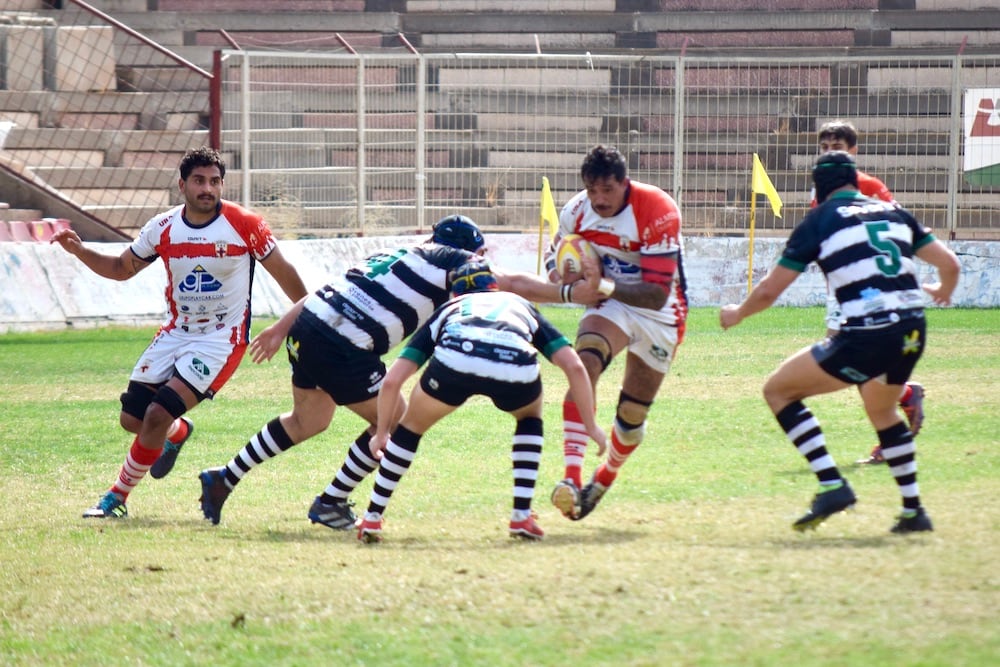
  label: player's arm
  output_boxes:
[915,239,960,306]
[495,268,604,306]
[259,246,308,302]
[50,228,151,280]
[550,345,607,454]
[600,278,667,310]
[599,245,677,310]
[371,355,420,459]
[720,264,799,329]
[249,296,308,363]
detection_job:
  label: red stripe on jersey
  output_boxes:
[220,201,277,257]
[573,181,681,251]
[157,240,250,259]
[640,252,678,292]
[579,229,640,252]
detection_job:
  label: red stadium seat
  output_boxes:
[0,222,13,242]
[7,220,36,242]
[30,220,54,241]
[47,218,73,234]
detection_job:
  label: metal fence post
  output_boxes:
[673,56,685,207]
[416,53,426,233]
[947,55,963,240]
[241,51,251,209]
[356,55,366,234]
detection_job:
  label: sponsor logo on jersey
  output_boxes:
[286,337,300,361]
[179,265,223,294]
[649,344,671,363]
[189,357,211,378]
[902,330,922,355]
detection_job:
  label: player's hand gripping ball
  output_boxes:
[555,233,600,283]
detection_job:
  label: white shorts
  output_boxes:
[825,292,843,332]
[585,299,679,374]
[130,329,245,397]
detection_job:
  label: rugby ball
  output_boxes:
[555,233,599,283]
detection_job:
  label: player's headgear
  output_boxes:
[813,150,858,204]
[449,259,498,296]
[432,215,485,253]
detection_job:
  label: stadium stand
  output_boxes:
[0,0,998,238]
[0,217,72,243]
[7,220,37,242]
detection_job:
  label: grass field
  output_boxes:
[1,306,997,666]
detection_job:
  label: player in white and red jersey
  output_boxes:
[812,120,925,465]
[50,146,307,520]
[544,144,689,521]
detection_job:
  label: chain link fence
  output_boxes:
[219,50,1000,240]
[2,0,997,241]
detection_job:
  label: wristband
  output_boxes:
[597,278,615,297]
[560,283,575,303]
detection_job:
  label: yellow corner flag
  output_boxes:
[751,153,782,218]
[537,176,560,275]
[540,176,559,239]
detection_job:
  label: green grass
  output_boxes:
[1,307,997,666]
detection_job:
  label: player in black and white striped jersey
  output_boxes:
[356,259,606,543]
[720,151,960,534]
[197,215,607,528]
[197,216,486,528]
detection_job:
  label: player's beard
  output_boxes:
[187,193,219,216]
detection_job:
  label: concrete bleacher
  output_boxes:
[1,0,997,240]
[37,1,1000,63]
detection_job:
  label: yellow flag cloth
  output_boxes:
[540,176,559,239]
[752,153,782,218]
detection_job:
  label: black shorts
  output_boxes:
[418,358,542,412]
[286,315,385,406]
[811,313,926,385]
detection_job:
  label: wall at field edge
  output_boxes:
[0,235,996,333]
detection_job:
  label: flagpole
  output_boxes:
[748,194,757,295]
[537,178,547,275]
[748,152,781,296]
[537,208,545,275]
[538,176,558,276]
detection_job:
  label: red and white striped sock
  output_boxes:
[561,400,588,487]
[166,417,189,445]
[595,425,640,487]
[111,436,162,499]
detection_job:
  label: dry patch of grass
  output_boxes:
[1,307,997,666]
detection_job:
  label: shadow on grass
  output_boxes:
[202,524,648,550]
[766,534,901,549]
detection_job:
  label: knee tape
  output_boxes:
[575,332,612,370]
[615,392,652,444]
[152,385,188,419]
[120,381,157,421]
